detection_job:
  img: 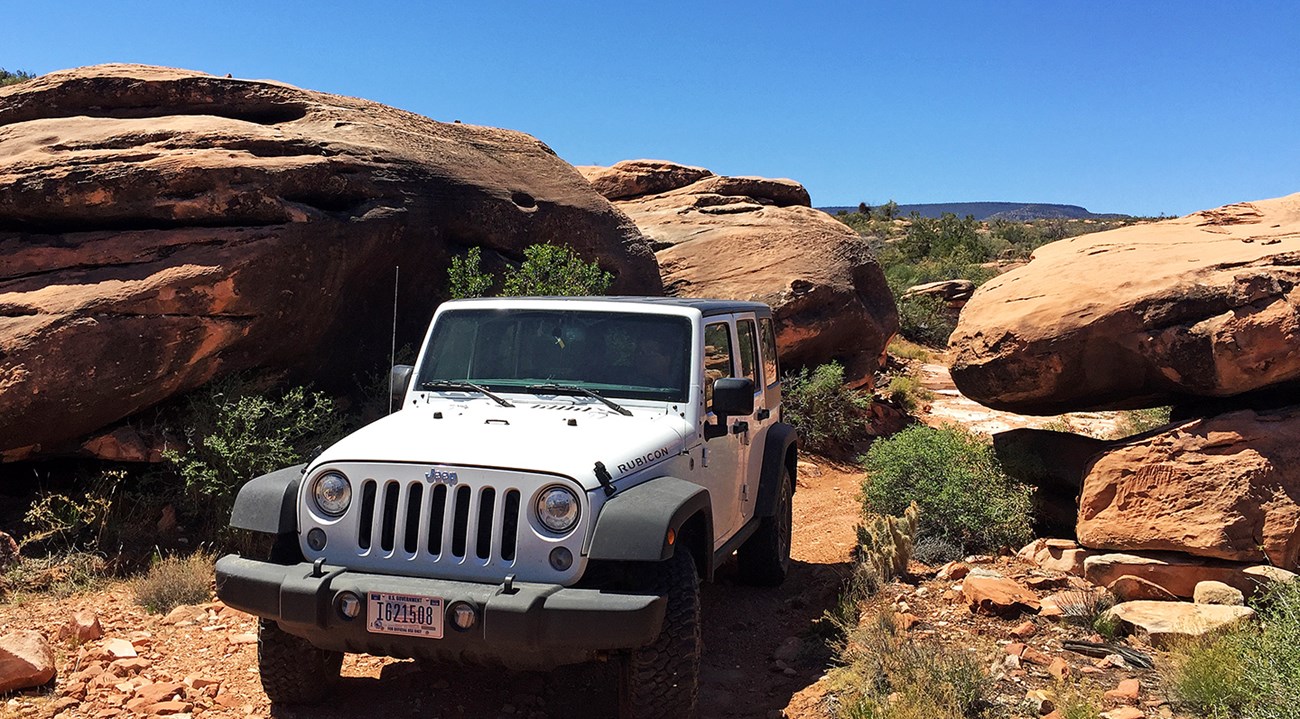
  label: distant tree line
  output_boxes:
[0,68,34,87]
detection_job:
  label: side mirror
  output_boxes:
[712,377,755,416]
[705,377,755,439]
[389,365,414,410]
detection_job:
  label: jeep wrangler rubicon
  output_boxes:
[214,297,798,718]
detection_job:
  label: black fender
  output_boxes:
[754,422,798,518]
[229,464,306,534]
[587,476,711,572]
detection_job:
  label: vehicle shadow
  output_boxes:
[266,558,848,719]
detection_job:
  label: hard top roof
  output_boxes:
[442,296,773,317]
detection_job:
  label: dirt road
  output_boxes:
[3,461,863,719]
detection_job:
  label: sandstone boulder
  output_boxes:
[1106,575,1178,602]
[0,630,56,693]
[581,160,898,383]
[0,64,660,460]
[575,159,713,201]
[1194,581,1246,606]
[1077,407,1300,567]
[1083,551,1295,599]
[901,279,975,305]
[950,193,1300,414]
[1105,600,1254,648]
[962,575,1040,617]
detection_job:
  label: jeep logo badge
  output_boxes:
[425,468,459,484]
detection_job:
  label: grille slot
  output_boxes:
[380,482,400,552]
[451,485,471,558]
[427,484,447,556]
[501,490,520,561]
[476,488,496,559]
[404,483,424,554]
[357,480,377,550]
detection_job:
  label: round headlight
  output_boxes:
[535,486,580,534]
[312,472,351,517]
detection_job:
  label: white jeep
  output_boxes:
[215,297,799,718]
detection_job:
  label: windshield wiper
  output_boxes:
[420,380,514,408]
[525,384,633,416]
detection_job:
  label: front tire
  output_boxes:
[619,549,701,719]
[737,464,793,586]
[257,619,343,704]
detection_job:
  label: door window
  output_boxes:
[737,320,759,387]
[703,322,733,412]
[759,318,779,387]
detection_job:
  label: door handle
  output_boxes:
[756,408,770,421]
[732,420,749,435]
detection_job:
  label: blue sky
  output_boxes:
[4,1,1297,216]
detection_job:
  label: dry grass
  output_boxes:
[827,609,998,719]
[2,551,110,602]
[132,551,214,614]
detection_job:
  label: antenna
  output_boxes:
[388,265,399,414]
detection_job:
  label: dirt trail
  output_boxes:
[1,461,863,719]
[919,361,1121,438]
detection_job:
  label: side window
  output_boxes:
[759,317,779,387]
[737,319,759,387]
[703,322,733,413]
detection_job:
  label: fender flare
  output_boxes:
[587,476,711,567]
[754,422,798,517]
[229,464,306,534]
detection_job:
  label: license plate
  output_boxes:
[366,592,444,639]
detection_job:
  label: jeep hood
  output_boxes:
[310,399,692,492]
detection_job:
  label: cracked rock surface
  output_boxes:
[0,64,660,460]
[949,193,1300,414]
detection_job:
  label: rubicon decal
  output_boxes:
[616,447,672,474]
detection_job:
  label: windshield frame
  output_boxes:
[413,306,696,404]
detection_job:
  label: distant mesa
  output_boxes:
[818,202,1130,221]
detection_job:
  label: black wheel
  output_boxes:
[737,464,793,586]
[619,549,701,719]
[257,618,343,704]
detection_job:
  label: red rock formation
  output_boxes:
[950,193,1300,414]
[1077,407,1300,568]
[580,160,898,384]
[0,65,660,459]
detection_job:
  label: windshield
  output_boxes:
[417,309,693,402]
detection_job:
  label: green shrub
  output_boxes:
[884,374,933,414]
[502,243,613,296]
[447,246,494,299]
[446,243,613,299]
[782,362,872,457]
[164,377,344,542]
[1167,579,1300,719]
[133,552,213,614]
[861,425,1032,554]
[895,294,954,347]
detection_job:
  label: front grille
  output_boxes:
[355,478,522,564]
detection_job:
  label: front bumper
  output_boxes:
[214,555,666,669]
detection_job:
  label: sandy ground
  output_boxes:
[1,460,864,719]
